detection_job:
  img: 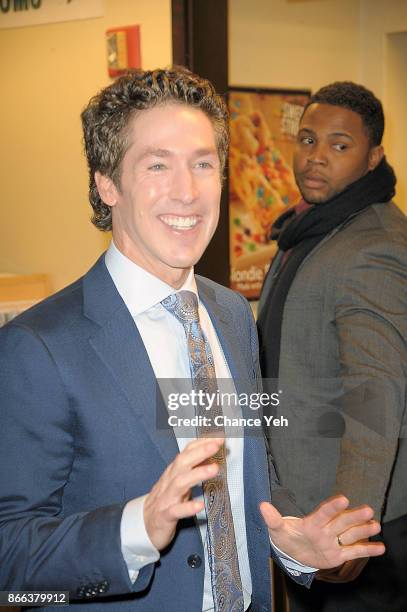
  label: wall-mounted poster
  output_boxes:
[229,87,310,299]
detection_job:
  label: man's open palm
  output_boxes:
[260,495,385,569]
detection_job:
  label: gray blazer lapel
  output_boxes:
[258,221,348,316]
[298,222,345,264]
[83,256,179,466]
[258,250,285,316]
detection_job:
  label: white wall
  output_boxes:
[360,0,407,212]
[0,0,172,291]
[385,31,407,212]
[360,0,407,96]
[229,0,361,91]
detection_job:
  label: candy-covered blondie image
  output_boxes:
[229,89,310,298]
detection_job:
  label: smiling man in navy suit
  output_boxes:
[0,68,384,611]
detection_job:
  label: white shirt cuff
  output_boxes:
[120,495,160,582]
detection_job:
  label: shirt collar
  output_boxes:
[105,240,198,316]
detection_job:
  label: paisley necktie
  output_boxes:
[162,291,244,612]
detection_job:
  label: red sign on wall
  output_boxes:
[106,25,141,78]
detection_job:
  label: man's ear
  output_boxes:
[368,145,384,171]
[94,172,119,207]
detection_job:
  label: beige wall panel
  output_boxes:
[360,0,407,213]
[0,0,172,292]
[229,0,360,91]
[385,31,407,213]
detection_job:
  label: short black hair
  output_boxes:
[305,81,384,146]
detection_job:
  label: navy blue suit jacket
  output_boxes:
[0,256,301,611]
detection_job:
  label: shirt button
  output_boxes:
[187,554,202,568]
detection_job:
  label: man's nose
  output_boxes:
[169,167,199,204]
[307,142,328,165]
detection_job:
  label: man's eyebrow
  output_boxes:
[136,146,219,162]
[329,131,354,141]
[136,148,172,161]
[298,127,355,141]
[193,147,218,157]
[297,127,316,138]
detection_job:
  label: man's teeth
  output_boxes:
[161,216,198,229]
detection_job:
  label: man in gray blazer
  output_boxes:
[258,81,407,612]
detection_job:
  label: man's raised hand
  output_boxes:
[260,495,385,569]
[144,438,223,550]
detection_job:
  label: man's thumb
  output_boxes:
[259,501,283,531]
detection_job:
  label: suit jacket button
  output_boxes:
[98,580,109,593]
[187,554,202,568]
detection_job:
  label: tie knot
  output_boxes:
[161,290,199,324]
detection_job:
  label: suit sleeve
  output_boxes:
[238,294,303,517]
[333,237,407,519]
[237,294,314,587]
[0,323,154,597]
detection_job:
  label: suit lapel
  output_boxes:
[82,260,254,466]
[83,256,179,466]
[197,279,253,396]
[258,250,285,316]
[298,221,344,263]
[259,220,349,315]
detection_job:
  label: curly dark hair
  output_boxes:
[305,81,384,147]
[81,67,229,231]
